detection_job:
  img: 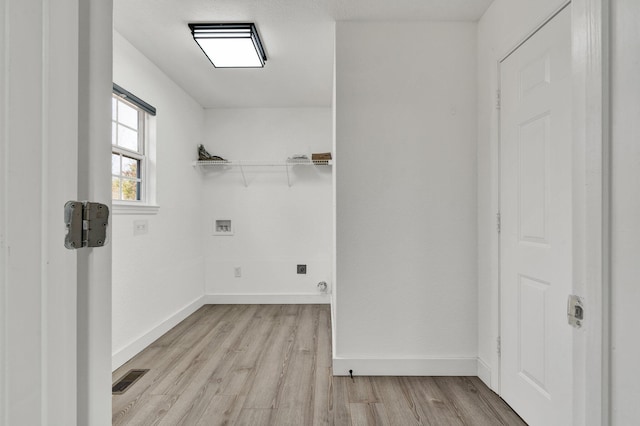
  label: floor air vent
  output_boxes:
[112,369,149,395]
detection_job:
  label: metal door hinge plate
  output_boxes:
[64,201,109,249]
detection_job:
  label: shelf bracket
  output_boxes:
[285,162,292,187]
[238,161,248,187]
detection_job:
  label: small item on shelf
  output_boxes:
[289,154,309,161]
[198,144,227,162]
[312,152,332,164]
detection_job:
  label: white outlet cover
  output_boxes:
[213,219,234,236]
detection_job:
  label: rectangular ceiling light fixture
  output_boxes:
[189,23,267,68]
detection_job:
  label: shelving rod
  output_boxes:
[285,163,292,187]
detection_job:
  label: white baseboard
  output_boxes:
[332,357,479,376]
[112,296,205,371]
[203,293,331,304]
[477,357,491,387]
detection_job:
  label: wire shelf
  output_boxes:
[192,158,332,186]
[192,159,332,167]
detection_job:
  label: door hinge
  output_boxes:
[496,212,501,233]
[497,336,501,356]
[64,201,110,249]
[496,89,501,110]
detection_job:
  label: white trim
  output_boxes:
[112,203,159,215]
[331,29,338,366]
[477,357,492,388]
[330,292,337,361]
[572,0,610,424]
[111,296,205,370]
[0,0,7,422]
[203,293,331,305]
[74,0,115,423]
[332,357,478,377]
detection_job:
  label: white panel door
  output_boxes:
[1,0,80,424]
[499,6,573,426]
[1,0,112,424]
[0,0,78,425]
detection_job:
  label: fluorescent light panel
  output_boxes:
[189,23,267,68]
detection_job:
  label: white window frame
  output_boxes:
[111,91,158,215]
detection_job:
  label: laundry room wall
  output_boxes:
[111,31,206,369]
[201,107,333,303]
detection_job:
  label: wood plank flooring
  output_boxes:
[112,305,525,425]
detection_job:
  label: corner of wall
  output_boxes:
[476,357,492,388]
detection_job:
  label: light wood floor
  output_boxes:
[112,304,526,425]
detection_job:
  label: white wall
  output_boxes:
[476,0,569,387]
[610,0,640,422]
[202,108,333,302]
[334,22,478,375]
[111,32,205,368]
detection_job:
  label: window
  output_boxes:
[111,84,158,214]
[112,95,144,201]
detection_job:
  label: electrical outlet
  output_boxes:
[234,267,241,278]
[297,264,307,274]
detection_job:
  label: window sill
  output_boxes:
[112,203,160,215]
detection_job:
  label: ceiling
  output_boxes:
[114,0,493,108]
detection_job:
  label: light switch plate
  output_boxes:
[133,220,148,236]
